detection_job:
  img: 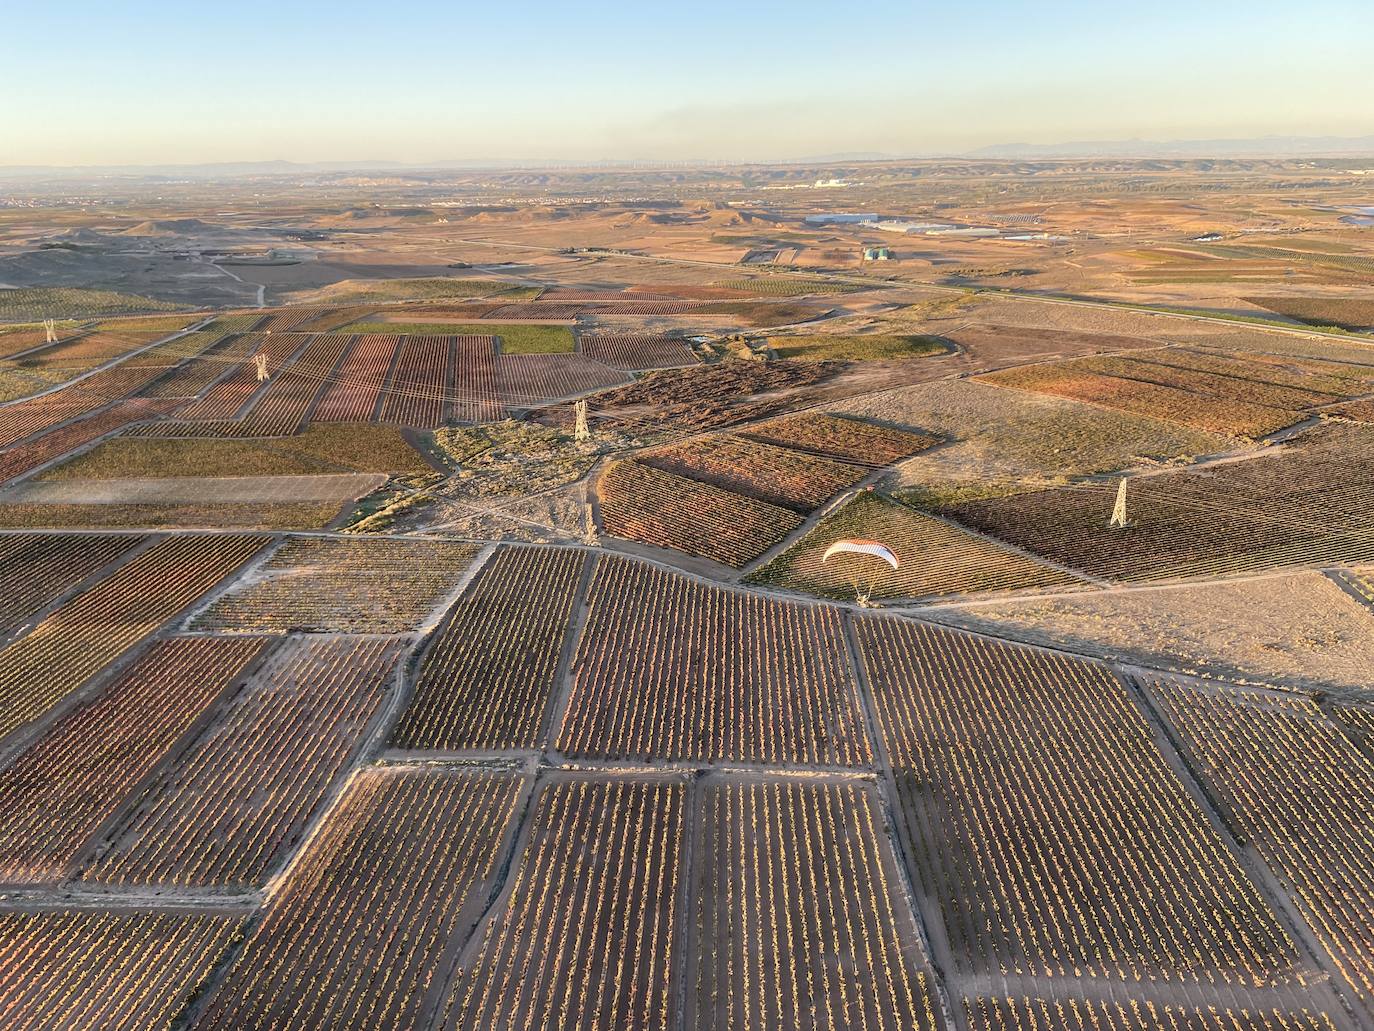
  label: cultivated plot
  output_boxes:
[1146,677,1374,1017]
[558,556,871,765]
[438,776,685,1031]
[855,617,1304,987]
[0,908,242,1031]
[192,536,480,633]
[193,766,523,1030]
[85,636,402,889]
[392,546,587,752]
[686,778,943,1031]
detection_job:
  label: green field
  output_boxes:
[0,287,188,322]
[39,423,432,480]
[713,277,868,296]
[293,277,539,305]
[345,321,575,353]
[0,501,339,530]
[695,300,828,327]
[770,334,949,361]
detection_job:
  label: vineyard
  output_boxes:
[578,333,698,370]
[639,434,868,512]
[0,533,266,743]
[739,411,940,467]
[1246,295,1374,332]
[0,532,141,632]
[0,388,108,449]
[85,636,402,889]
[946,421,1374,582]
[169,333,304,422]
[379,335,451,427]
[976,346,1374,438]
[0,286,188,321]
[0,285,1368,1030]
[0,398,182,484]
[558,556,870,764]
[135,331,255,400]
[310,333,399,422]
[1146,677,1374,1016]
[712,277,867,296]
[233,332,351,436]
[495,352,630,409]
[438,776,685,1031]
[964,996,1337,1030]
[597,459,803,567]
[686,778,941,1031]
[191,536,479,633]
[392,546,587,751]
[748,490,1083,601]
[194,767,522,1030]
[0,908,241,1031]
[450,335,504,423]
[855,617,1303,985]
[600,412,936,565]
[0,637,267,883]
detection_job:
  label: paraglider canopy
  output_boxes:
[822,539,900,571]
[821,538,899,607]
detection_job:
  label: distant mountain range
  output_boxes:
[3,135,1374,178]
[962,135,1374,159]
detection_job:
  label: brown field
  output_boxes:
[85,637,402,889]
[392,546,587,751]
[857,616,1304,985]
[924,570,1374,693]
[749,490,1082,601]
[191,536,480,632]
[944,422,1374,582]
[558,556,870,764]
[597,458,802,567]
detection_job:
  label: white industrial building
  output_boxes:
[804,212,878,225]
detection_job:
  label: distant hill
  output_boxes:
[122,218,224,236]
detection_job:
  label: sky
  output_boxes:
[3,0,1372,167]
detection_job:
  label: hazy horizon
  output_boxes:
[4,0,1373,167]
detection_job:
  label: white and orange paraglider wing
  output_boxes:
[821,538,900,570]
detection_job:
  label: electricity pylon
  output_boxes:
[1109,477,1130,528]
[573,399,590,442]
[254,354,270,382]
